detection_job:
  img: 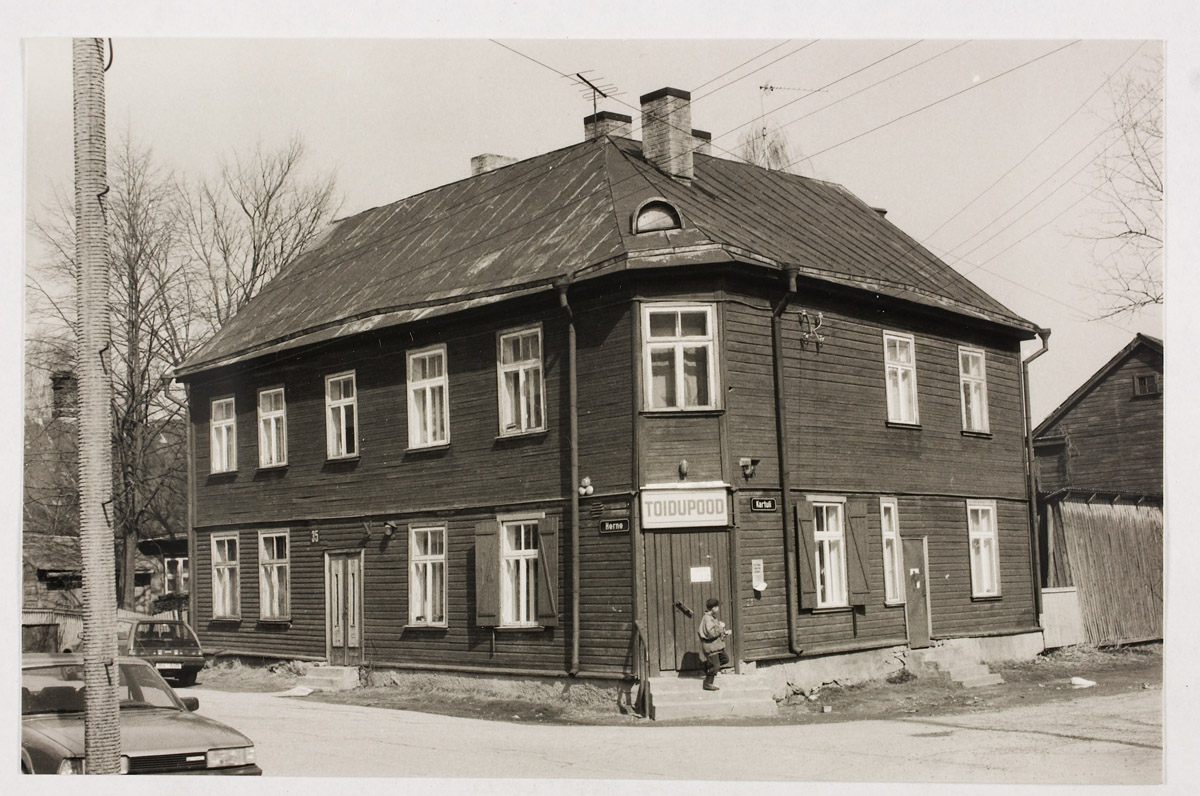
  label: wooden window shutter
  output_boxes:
[535,515,559,627]
[795,500,817,610]
[847,498,870,605]
[474,519,501,627]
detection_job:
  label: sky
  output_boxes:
[19,36,1166,424]
[5,2,1200,790]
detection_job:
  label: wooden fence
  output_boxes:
[1054,497,1163,645]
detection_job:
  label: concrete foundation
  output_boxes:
[757,645,909,701]
[934,631,1046,663]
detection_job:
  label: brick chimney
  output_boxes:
[471,154,518,176]
[640,87,693,181]
[692,129,712,156]
[584,110,632,140]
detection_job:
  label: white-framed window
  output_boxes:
[407,345,449,448]
[812,498,848,609]
[967,500,1001,598]
[643,304,718,410]
[211,533,240,619]
[164,556,189,594]
[959,347,990,433]
[501,520,540,626]
[883,331,919,425]
[210,397,237,473]
[258,531,290,620]
[497,326,545,436]
[325,371,358,459]
[880,498,904,604]
[409,526,447,626]
[257,387,288,467]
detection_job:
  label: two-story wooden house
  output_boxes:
[1034,333,1163,647]
[175,88,1048,702]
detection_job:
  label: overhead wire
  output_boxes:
[691,40,794,92]
[195,40,1117,381]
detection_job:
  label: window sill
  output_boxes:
[811,605,853,614]
[210,617,242,625]
[256,618,291,627]
[640,408,723,418]
[495,429,548,441]
[403,623,449,631]
[208,470,237,478]
[885,421,921,430]
[407,443,450,453]
[256,463,288,471]
[961,429,992,439]
[326,454,360,463]
[971,593,1002,602]
[495,625,547,632]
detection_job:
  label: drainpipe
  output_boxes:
[558,282,581,675]
[772,268,803,656]
[1021,327,1051,618]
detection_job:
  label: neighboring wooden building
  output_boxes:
[175,90,1045,687]
[1033,334,1163,646]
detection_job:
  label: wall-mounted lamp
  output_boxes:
[740,458,759,480]
[678,459,689,479]
[383,521,397,538]
[578,476,594,496]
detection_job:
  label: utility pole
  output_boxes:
[73,36,120,775]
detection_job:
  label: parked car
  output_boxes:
[20,654,261,775]
[117,617,205,687]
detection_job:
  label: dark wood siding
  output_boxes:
[578,497,635,673]
[1035,344,1162,495]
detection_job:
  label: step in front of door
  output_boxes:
[648,675,777,721]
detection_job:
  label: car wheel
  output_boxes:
[176,670,198,688]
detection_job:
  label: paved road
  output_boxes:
[190,686,1161,784]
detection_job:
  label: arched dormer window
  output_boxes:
[632,198,682,234]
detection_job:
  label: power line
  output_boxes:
[692,40,793,92]
[691,40,820,103]
[785,40,1082,170]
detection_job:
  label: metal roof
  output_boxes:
[177,136,1036,378]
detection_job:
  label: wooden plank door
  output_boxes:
[647,530,731,672]
[902,536,932,649]
[326,552,363,665]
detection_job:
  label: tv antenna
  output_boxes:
[567,71,624,117]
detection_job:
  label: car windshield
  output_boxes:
[22,662,182,715]
[133,621,200,651]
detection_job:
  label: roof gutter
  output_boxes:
[1022,327,1051,618]
[772,267,803,657]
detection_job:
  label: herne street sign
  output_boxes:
[599,518,631,533]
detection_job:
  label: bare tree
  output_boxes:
[1085,55,1163,319]
[26,132,339,609]
[738,122,805,175]
[179,136,339,334]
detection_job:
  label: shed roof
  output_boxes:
[177,136,1036,377]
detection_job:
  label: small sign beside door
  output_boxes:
[599,518,631,533]
[690,566,712,583]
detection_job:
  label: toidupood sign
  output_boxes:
[641,487,729,529]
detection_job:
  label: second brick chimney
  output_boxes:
[640,87,693,181]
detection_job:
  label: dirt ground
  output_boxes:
[194,643,1162,726]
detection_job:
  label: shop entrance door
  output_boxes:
[645,529,731,673]
[902,536,932,649]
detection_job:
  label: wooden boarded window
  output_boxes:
[474,516,558,628]
[845,498,870,606]
[958,347,990,433]
[210,397,237,473]
[883,331,919,425]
